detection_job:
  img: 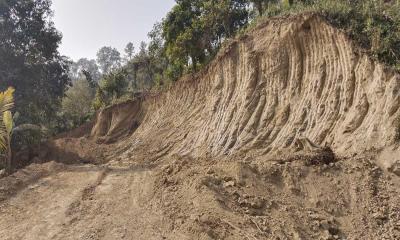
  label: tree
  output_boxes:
[93,70,129,109]
[123,38,165,91]
[62,78,95,127]
[81,69,97,89]
[0,0,70,143]
[69,58,101,83]
[201,0,249,46]
[1,87,46,174]
[134,42,153,89]
[251,0,264,15]
[248,0,279,16]
[163,0,204,73]
[124,42,135,62]
[147,22,169,87]
[96,46,122,74]
[162,0,249,79]
[100,70,129,99]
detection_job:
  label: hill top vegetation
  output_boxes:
[1,0,400,171]
[75,0,400,122]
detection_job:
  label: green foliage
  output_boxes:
[162,0,249,80]
[0,87,45,172]
[93,88,107,111]
[101,71,129,99]
[147,23,169,87]
[0,0,70,147]
[121,24,170,91]
[61,79,95,127]
[157,0,400,83]
[96,46,122,74]
[124,42,135,62]
[3,111,13,136]
[69,58,101,84]
[249,0,280,16]
[93,70,130,110]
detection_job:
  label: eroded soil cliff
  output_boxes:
[0,14,399,240]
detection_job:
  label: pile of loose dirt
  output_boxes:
[0,13,399,240]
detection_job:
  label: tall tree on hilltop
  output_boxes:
[0,0,70,138]
[124,42,135,62]
[147,22,168,87]
[96,46,122,74]
[162,0,249,79]
[69,58,101,83]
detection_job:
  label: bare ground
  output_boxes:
[0,163,167,240]
[0,151,399,240]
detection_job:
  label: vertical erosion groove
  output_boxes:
[115,15,400,157]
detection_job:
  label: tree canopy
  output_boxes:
[0,0,69,138]
[96,46,122,74]
[163,0,249,79]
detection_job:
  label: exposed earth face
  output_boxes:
[1,14,399,240]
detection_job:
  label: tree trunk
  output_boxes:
[192,57,197,72]
[5,137,12,174]
[256,2,263,16]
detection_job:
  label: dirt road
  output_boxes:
[0,153,399,240]
[0,164,171,240]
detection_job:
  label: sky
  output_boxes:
[51,0,176,61]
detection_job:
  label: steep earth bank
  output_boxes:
[0,14,399,240]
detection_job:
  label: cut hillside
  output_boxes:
[125,13,400,158]
[0,14,399,240]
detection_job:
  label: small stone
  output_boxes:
[389,161,400,176]
[0,169,6,178]
[372,212,387,221]
[250,198,265,209]
[319,219,330,230]
[199,215,211,224]
[223,180,235,188]
[206,168,214,174]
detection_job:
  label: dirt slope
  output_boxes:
[123,14,400,158]
[0,14,400,240]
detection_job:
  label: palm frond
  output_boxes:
[0,87,15,152]
[3,111,13,134]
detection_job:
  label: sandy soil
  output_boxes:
[0,163,168,240]
[0,151,399,240]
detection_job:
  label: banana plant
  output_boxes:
[0,87,15,174]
